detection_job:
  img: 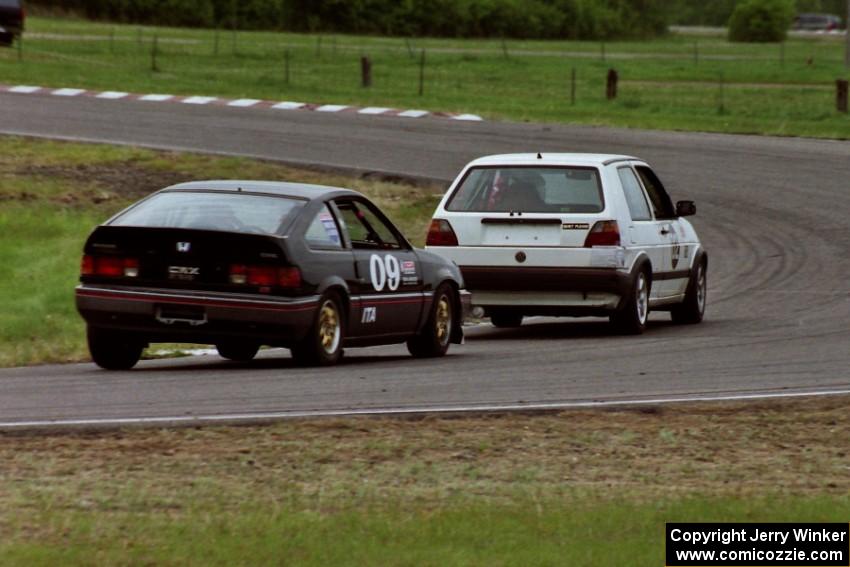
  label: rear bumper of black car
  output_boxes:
[0,21,23,36]
[76,284,318,345]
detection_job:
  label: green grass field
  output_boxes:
[1,17,850,137]
[0,135,441,367]
[1,397,849,565]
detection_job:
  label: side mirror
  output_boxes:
[676,200,696,217]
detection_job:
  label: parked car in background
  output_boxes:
[0,0,24,46]
[792,13,842,32]
[76,181,468,369]
[426,153,707,335]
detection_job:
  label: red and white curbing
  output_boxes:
[0,84,484,121]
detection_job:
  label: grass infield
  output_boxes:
[0,396,848,565]
[0,17,850,138]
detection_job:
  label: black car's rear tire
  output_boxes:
[216,342,260,362]
[407,284,455,358]
[87,326,144,370]
[610,268,650,335]
[490,310,523,328]
[291,292,345,366]
[0,33,13,48]
[671,259,707,325]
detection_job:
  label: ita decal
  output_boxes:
[361,306,377,323]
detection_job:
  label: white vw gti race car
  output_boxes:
[426,153,707,334]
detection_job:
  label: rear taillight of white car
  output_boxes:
[81,255,139,278]
[426,219,459,246]
[583,221,620,247]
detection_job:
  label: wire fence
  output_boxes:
[3,24,850,128]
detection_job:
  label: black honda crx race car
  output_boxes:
[76,181,468,369]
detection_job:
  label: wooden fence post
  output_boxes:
[606,69,618,100]
[418,49,426,96]
[361,56,372,88]
[837,79,849,113]
[570,67,576,105]
[151,35,159,72]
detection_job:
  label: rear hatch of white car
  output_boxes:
[447,165,603,245]
[427,165,622,272]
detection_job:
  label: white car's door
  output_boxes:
[616,165,668,301]
[634,164,688,299]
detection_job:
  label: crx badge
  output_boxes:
[176,242,191,253]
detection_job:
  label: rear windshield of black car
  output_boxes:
[0,0,22,7]
[110,191,306,234]
[446,166,604,213]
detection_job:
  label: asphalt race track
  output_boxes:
[1,92,849,428]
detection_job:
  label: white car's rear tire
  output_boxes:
[671,259,707,325]
[610,269,650,335]
[216,342,260,362]
[490,311,523,328]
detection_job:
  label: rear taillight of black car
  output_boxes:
[229,264,301,290]
[81,255,139,278]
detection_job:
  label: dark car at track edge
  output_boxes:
[0,0,24,46]
[76,180,468,369]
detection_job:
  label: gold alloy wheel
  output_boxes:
[435,295,451,346]
[318,300,340,353]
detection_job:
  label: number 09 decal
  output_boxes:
[370,254,401,291]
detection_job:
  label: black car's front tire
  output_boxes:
[216,342,260,362]
[87,326,144,370]
[291,292,345,366]
[407,284,455,358]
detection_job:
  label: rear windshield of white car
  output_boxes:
[110,191,306,234]
[445,166,604,213]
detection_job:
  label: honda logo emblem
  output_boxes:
[176,242,191,253]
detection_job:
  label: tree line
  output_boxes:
[32,0,838,41]
[32,0,668,39]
